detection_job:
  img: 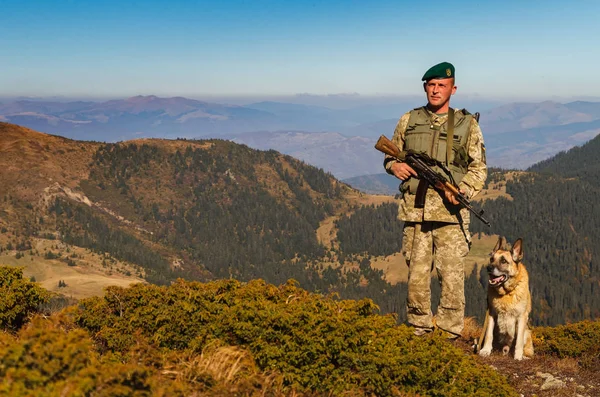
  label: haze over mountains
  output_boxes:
[2,96,600,179]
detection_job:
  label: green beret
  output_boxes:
[422,62,455,81]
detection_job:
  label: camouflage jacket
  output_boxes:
[384,107,488,224]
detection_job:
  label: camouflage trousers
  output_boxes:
[402,221,470,336]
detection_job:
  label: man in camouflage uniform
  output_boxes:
[384,62,487,338]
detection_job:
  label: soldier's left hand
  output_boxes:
[444,189,464,205]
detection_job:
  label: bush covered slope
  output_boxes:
[1,266,520,397]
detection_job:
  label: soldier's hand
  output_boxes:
[391,162,417,181]
[444,188,464,206]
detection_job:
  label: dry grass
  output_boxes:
[0,122,99,201]
[173,344,369,396]
[551,357,581,375]
[474,182,513,202]
[181,345,260,384]
[126,138,214,153]
[369,253,408,285]
[160,344,312,396]
[345,191,396,208]
[315,215,340,250]
[0,237,145,299]
[461,316,483,342]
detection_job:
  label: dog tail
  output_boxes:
[474,310,490,354]
[524,329,534,357]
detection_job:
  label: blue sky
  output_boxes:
[1,0,599,100]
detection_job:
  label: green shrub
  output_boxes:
[0,314,93,395]
[44,251,60,260]
[74,278,518,396]
[0,266,50,331]
[0,313,302,396]
[533,319,600,369]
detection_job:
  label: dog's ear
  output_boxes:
[511,238,524,262]
[492,236,507,254]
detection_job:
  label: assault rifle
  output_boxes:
[375,135,491,227]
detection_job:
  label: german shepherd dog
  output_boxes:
[478,237,534,360]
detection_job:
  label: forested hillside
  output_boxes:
[528,133,600,184]
[470,138,600,325]
[65,139,344,285]
[0,123,344,284]
[0,122,407,316]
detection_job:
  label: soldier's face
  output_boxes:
[423,78,456,110]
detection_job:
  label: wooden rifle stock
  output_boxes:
[375,135,403,160]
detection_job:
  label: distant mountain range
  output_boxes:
[0,96,279,141]
[229,131,379,180]
[2,96,600,178]
[342,173,400,195]
[0,96,417,142]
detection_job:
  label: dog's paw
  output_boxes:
[514,353,524,361]
[479,347,491,357]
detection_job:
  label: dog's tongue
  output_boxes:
[491,275,503,284]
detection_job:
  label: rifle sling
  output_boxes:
[446,108,455,167]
